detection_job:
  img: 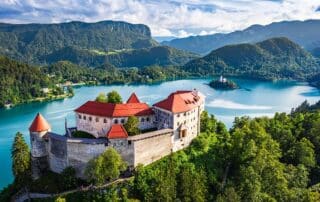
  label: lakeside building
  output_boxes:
[29,90,205,178]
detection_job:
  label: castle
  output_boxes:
[29,90,205,178]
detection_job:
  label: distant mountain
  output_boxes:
[0,20,158,65]
[162,20,320,55]
[183,37,320,80]
[153,36,177,42]
[43,45,198,68]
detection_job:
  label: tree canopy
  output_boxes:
[124,116,140,136]
[107,91,122,104]
[85,148,127,185]
[11,132,31,185]
[95,93,108,103]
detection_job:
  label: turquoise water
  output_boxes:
[1,78,320,189]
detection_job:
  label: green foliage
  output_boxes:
[0,56,51,106]
[72,131,96,139]
[124,116,140,136]
[107,91,122,104]
[184,37,320,81]
[60,167,78,190]
[95,93,108,103]
[55,196,66,202]
[130,104,320,201]
[85,148,127,185]
[11,132,31,185]
[0,21,156,65]
[44,45,198,68]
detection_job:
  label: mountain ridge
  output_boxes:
[162,19,320,55]
[183,37,320,80]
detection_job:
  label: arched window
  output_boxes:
[114,119,119,124]
[104,119,107,123]
[121,119,125,124]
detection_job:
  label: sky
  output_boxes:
[1,0,320,38]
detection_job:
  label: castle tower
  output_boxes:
[29,113,51,179]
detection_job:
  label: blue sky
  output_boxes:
[1,0,320,37]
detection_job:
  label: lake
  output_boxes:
[1,78,320,189]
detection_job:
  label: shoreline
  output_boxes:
[3,93,74,109]
[2,76,318,110]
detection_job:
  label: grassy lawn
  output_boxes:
[72,131,96,139]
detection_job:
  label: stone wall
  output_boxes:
[48,133,109,177]
[48,134,68,173]
[45,129,175,178]
[66,139,107,177]
[129,129,173,166]
[109,139,134,166]
[30,131,49,157]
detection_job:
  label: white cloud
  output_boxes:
[0,0,319,37]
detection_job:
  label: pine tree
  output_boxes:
[11,132,31,185]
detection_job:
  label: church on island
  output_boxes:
[29,90,205,178]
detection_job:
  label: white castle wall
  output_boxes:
[76,112,155,138]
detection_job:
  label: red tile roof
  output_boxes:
[153,90,202,113]
[107,124,128,139]
[29,113,51,132]
[126,93,140,103]
[75,101,153,117]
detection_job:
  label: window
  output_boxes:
[89,117,92,121]
[104,119,107,123]
[177,114,180,117]
[141,118,145,122]
[78,114,82,119]
[83,116,86,120]
[121,119,125,124]
[184,112,186,116]
[96,117,99,122]
[177,122,180,126]
[146,117,150,122]
[128,140,132,145]
[114,119,119,124]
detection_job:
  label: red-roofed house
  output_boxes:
[75,93,155,138]
[153,90,205,151]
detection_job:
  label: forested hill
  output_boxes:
[183,37,320,81]
[0,56,52,107]
[0,20,158,65]
[162,19,320,55]
[42,45,198,68]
